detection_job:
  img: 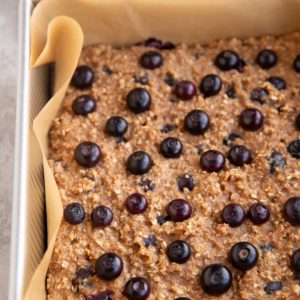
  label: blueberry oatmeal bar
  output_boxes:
[47,34,300,299]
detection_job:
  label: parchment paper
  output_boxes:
[28,0,300,298]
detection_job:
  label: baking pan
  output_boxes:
[8,1,48,299]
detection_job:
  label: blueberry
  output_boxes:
[142,37,163,48]
[227,145,252,166]
[143,234,157,248]
[64,203,85,225]
[291,249,300,272]
[74,142,102,168]
[166,199,192,222]
[160,41,176,50]
[91,206,113,227]
[267,76,286,90]
[199,74,222,97]
[164,72,177,87]
[127,151,152,175]
[225,85,236,99]
[200,150,226,172]
[126,193,148,214]
[184,109,210,135]
[293,55,300,72]
[239,108,264,131]
[126,88,152,114]
[173,80,196,100]
[250,88,269,104]
[166,240,191,264]
[296,114,300,130]
[264,282,283,294]
[269,151,286,173]
[200,264,232,295]
[287,140,300,159]
[284,197,300,225]
[72,95,97,115]
[105,116,128,137]
[177,174,195,192]
[248,203,270,225]
[156,215,168,225]
[229,242,258,271]
[161,124,176,133]
[140,51,163,70]
[85,291,114,300]
[123,277,150,300]
[215,50,240,71]
[256,49,277,69]
[71,65,94,89]
[160,137,183,158]
[222,204,246,228]
[95,253,123,281]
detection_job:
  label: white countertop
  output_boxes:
[0,0,18,298]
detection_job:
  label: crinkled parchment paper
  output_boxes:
[27,0,300,298]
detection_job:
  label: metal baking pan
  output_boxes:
[9,1,49,299]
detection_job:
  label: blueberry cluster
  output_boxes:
[64,43,300,298]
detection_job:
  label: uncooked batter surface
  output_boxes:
[47,33,300,299]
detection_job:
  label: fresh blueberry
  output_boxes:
[239,108,264,131]
[284,197,300,225]
[228,145,252,166]
[267,76,286,90]
[229,242,259,271]
[184,109,210,135]
[256,49,277,69]
[71,65,94,89]
[95,253,123,281]
[225,85,236,99]
[291,249,300,272]
[140,51,163,70]
[264,282,283,294]
[160,137,183,158]
[105,116,128,137]
[200,150,226,172]
[166,199,192,222]
[248,203,270,225]
[199,74,222,97]
[74,142,102,168]
[173,81,196,100]
[91,206,113,227]
[287,140,300,159]
[127,151,152,175]
[200,264,232,295]
[64,203,85,225]
[123,277,150,300]
[126,88,151,114]
[293,55,300,72]
[222,204,246,228]
[215,50,240,71]
[72,95,97,115]
[126,193,148,214]
[166,240,191,264]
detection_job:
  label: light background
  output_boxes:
[0,0,18,298]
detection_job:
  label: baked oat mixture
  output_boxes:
[48,33,300,299]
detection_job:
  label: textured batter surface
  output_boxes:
[48,33,300,299]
